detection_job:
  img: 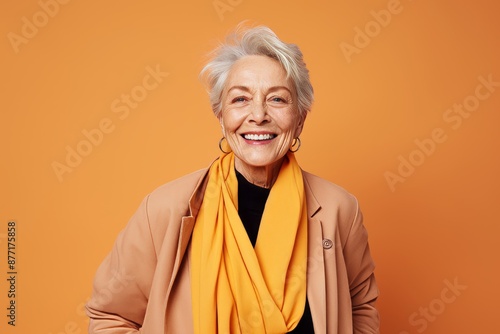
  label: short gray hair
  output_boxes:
[200,24,314,119]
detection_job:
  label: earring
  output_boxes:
[289,137,301,152]
[218,137,231,153]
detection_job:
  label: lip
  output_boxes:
[240,131,277,144]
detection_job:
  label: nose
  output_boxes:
[249,99,269,124]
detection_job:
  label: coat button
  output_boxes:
[322,239,333,249]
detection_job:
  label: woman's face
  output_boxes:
[219,55,304,173]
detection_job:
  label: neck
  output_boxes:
[234,158,284,189]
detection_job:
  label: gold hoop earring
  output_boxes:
[218,137,231,153]
[290,137,301,152]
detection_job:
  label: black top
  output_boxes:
[236,170,315,333]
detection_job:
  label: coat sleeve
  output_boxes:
[86,194,157,333]
[343,203,380,334]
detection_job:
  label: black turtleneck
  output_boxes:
[235,170,314,333]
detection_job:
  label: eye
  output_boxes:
[267,95,290,107]
[271,97,286,103]
[231,96,248,103]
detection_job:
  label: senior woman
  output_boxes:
[86,25,380,333]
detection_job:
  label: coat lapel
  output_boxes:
[304,172,327,334]
[163,170,210,334]
[166,170,209,297]
[163,169,329,333]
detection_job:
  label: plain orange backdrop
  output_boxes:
[1,0,499,333]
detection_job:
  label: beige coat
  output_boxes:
[86,166,380,333]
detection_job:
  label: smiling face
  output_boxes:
[219,55,305,183]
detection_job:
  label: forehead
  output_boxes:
[225,55,291,90]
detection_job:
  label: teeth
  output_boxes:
[244,134,275,141]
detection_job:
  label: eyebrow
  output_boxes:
[226,85,293,95]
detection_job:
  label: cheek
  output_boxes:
[219,112,232,135]
[220,120,239,139]
[221,118,232,135]
[220,111,246,135]
[291,114,305,137]
[284,118,302,138]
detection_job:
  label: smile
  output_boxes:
[242,133,277,141]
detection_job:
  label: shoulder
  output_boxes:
[143,168,209,232]
[302,170,360,237]
[302,170,358,210]
[148,168,208,205]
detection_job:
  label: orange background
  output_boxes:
[1,0,499,333]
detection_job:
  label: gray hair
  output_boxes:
[200,24,314,119]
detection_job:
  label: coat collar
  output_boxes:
[302,171,327,334]
[186,166,323,219]
[171,166,327,333]
[303,169,322,218]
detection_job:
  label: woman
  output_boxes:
[86,24,380,333]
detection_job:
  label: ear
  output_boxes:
[219,116,226,137]
[294,114,306,138]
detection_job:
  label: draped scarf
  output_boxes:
[191,152,308,333]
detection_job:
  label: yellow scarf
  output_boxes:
[191,152,308,334]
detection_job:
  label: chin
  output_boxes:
[237,154,284,169]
